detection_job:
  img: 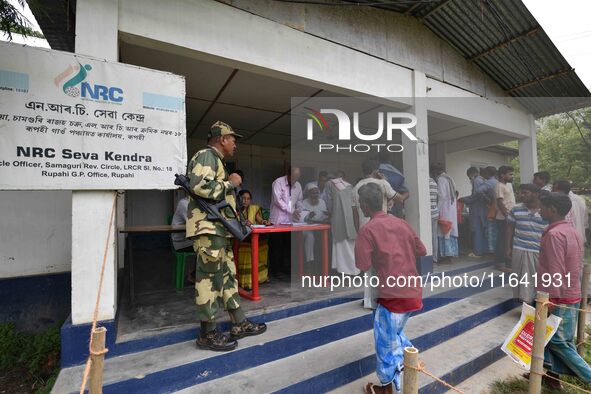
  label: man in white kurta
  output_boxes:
[431,164,459,260]
[326,176,359,275]
[300,184,329,263]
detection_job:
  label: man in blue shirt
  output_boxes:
[378,153,409,218]
[459,167,488,257]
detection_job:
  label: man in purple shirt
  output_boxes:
[269,167,303,224]
[537,192,590,389]
[269,167,303,275]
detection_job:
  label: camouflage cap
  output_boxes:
[208,121,244,139]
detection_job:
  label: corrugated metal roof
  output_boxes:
[349,0,591,116]
[31,0,76,53]
[31,0,590,116]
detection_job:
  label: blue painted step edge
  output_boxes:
[95,277,507,394]
[419,347,506,394]
[61,295,361,367]
[113,260,493,358]
[273,299,518,394]
[60,260,495,367]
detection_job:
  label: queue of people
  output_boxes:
[456,167,589,268]
[449,166,591,389]
[177,120,589,392]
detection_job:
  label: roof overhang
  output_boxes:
[30,0,591,117]
[29,0,76,52]
[479,145,518,156]
[346,0,591,116]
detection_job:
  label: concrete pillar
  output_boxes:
[117,191,126,270]
[403,71,432,256]
[518,114,538,184]
[71,0,119,325]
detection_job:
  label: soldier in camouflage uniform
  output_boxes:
[187,121,267,351]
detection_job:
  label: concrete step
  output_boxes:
[53,262,501,394]
[54,296,367,393]
[63,260,495,368]
[175,286,516,393]
[442,308,591,394]
[331,308,520,394]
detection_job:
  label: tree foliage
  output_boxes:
[0,0,44,40]
[537,108,591,188]
[511,107,591,189]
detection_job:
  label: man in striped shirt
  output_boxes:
[505,184,548,303]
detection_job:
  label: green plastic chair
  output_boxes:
[168,214,195,292]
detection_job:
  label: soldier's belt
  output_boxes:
[174,174,253,241]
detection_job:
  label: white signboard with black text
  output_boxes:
[0,42,186,190]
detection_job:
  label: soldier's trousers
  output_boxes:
[193,235,241,322]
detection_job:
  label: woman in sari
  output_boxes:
[240,190,267,225]
[237,190,270,289]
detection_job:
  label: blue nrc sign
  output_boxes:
[81,82,123,102]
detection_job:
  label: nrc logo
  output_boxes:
[81,82,123,103]
[55,62,124,103]
[306,109,418,142]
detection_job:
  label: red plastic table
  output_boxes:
[233,224,331,301]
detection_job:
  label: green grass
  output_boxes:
[489,325,591,393]
[490,376,590,394]
[489,375,584,393]
[0,323,61,394]
[489,376,529,393]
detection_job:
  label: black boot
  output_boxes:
[196,329,237,351]
[230,320,267,340]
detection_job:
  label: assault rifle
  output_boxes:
[174,174,252,242]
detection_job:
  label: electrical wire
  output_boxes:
[555,30,591,40]
[556,33,591,44]
[484,0,591,151]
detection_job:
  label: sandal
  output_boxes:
[364,382,377,394]
[364,382,393,394]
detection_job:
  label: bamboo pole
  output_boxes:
[529,291,549,394]
[578,265,591,355]
[89,327,107,394]
[403,347,419,394]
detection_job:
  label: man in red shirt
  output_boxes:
[355,183,427,394]
[537,193,591,389]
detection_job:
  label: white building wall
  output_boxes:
[225,0,508,98]
[3,0,534,285]
[115,0,531,232]
[118,0,415,99]
[446,150,510,197]
[0,191,72,278]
